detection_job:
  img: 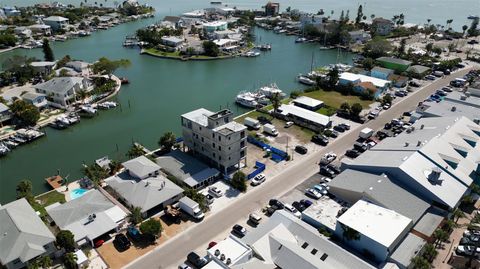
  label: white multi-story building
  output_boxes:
[181,108,247,175]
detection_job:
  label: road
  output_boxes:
[125,67,474,269]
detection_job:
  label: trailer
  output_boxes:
[359,127,374,140]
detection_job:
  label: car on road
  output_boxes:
[251,174,266,186]
[232,224,247,237]
[319,166,336,178]
[305,188,322,199]
[283,203,302,218]
[312,134,329,146]
[269,199,284,209]
[313,184,328,195]
[113,234,131,251]
[285,121,294,128]
[295,145,308,155]
[179,263,192,269]
[320,152,337,165]
[208,186,223,197]
[187,252,208,268]
[345,149,360,158]
[292,201,306,212]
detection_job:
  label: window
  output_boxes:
[229,157,231,160]
[213,153,216,158]
[199,126,202,131]
[301,242,309,249]
[213,143,215,148]
[228,147,231,150]
[219,146,221,151]
[311,249,318,255]
[201,137,204,142]
[212,133,215,138]
[240,141,245,148]
[219,136,221,141]
[240,150,245,157]
[454,148,468,158]
[464,138,477,147]
[201,147,204,151]
[240,131,245,138]
[320,253,328,261]
[219,156,222,160]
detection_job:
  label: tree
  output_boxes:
[425,42,433,53]
[16,179,32,199]
[158,132,176,152]
[398,38,407,57]
[38,256,52,268]
[350,103,363,117]
[355,5,363,25]
[126,143,144,159]
[423,243,438,262]
[56,230,75,252]
[443,219,456,233]
[91,57,131,77]
[433,229,448,247]
[0,32,17,47]
[42,38,54,61]
[462,24,468,36]
[231,171,247,192]
[381,94,393,105]
[202,41,219,57]
[468,17,479,37]
[139,218,162,241]
[63,252,78,269]
[453,208,465,223]
[9,100,40,127]
[327,67,339,88]
[108,160,122,175]
[340,102,350,112]
[361,58,375,70]
[341,224,360,241]
[82,163,108,185]
[411,256,430,269]
[269,92,282,115]
[59,69,70,77]
[363,37,393,58]
[128,207,143,225]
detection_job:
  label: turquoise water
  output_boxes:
[70,188,88,199]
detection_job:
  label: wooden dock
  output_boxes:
[45,175,64,189]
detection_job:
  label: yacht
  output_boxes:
[244,50,260,57]
[259,83,285,98]
[66,113,80,124]
[0,143,10,156]
[81,105,97,114]
[295,37,308,43]
[235,92,259,108]
[297,75,316,86]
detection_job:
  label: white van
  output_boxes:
[244,117,261,130]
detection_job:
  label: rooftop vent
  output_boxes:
[226,258,231,265]
[404,142,410,147]
[427,167,442,183]
[451,106,457,112]
[320,253,328,261]
[214,249,220,256]
[417,140,422,146]
[220,254,226,261]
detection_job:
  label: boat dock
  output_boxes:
[45,175,64,189]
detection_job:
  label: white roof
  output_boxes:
[293,96,324,108]
[340,72,390,88]
[213,38,236,46]
[44,16,68,22]
[203,21,227,27]
[277,104,331,126]
[182,108,214,127]
[122,156,160,179]
[74,249,88,265]
[207,235,251,265]
[337,200,412,248]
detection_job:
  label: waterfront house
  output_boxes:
[0,198,56,269]
[292,96,324,111]
[156,149,220,190]
[30,61,56,76]
[34,77,92,109]
[161,36,184,49]
[264,2,280,16]
[212,29,236,39]
[300,14,324,28]
[376,57,412,72]
[213,38,239,51]
[105,156,184,217]
[43,16,69,31]
[339,72,390,97]
[21,92,48,110]
[370,66,394,80]
[65,61,91,76]
[372,17,394,36]
[14,27,32,38]
[29,24,52,36]
[162,16,184,29]
[0,103,12,126]
[181,108,247,175]
[348,30,371,44]
[45,189,127,247]
[202,21,228,33]
[276,104,332,132]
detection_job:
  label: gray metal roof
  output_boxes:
[371,66,394,74]
[412,207,446,237]
[376,57,412,66]
[389,233,425,268]
[34,77,85,95]
[406,65,430,74]
[328,170,430,223]
[0,103,9,113]
[106,171,184,213]
[0,198,55,264]
[123,156,160,179]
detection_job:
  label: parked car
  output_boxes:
[319,166,336,178]
[251,173,266,186]
[179,263,192,269]
[353,142,368,152]
[313,184,328,195]
[208,186,223,197]
[409,81,420,87]
[442,86,453,92]
[113,234,131,251]
[300,199,313,208]
[436,89,447,96]
[320,152,337,165]
[455,245,478,256]
[269,199,284,209]
[207,241,217,249]
[94,239,105,248]
[312,134,329,146]
[249,213,262,225]
[333,125,346,132]
[345,149,360,158]
[292,201,306,212]
[320,176,332,183]
[205,194,214,205]
[425,75,436,80]
[127,226,141,241]
[326,164,341,174]
[187,252,208,268]
[284,121,294,128]
[338,123,350,130]
[283,203,302,218]
[295,145,308,155]
[305,188,322,199]
[395,91,406,97]
[232,224,247,237]
[383,103,391,110]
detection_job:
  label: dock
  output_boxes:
[45,175,64,189]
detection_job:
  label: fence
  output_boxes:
[247,136,288,162]
[247,161,266,180]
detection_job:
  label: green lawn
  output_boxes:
[33,191,66,217]
[144,48,181,57]
[302,90,374,110]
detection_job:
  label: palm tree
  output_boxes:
[158,132,176,152]
[126,143,144,159]
[128,206,143,225]
[443,219,456,233]
[268,92,282,117]
[16,180,32,199]
[433,229,449,248]
[76,89,88,103]
[108,160,122,175]
[411,256,430,269]
[39,256,52,268]
[453,208,465,223]
[370,14,375,20]
[63,252,78,269]
[462,25,469,36]
[423,243,438,262]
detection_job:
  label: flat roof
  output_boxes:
[123,156,160,179]
[301,196,346,230]
[293,96,324,108]
[413,207,446,237]
[376,57,412,66]
[161,36,184,43]
[277,104,331,126]
[337,200,412,248]
[182,108,214,127]
[340,72,390,88]
[389,233,425,268]
[207,235,251,265]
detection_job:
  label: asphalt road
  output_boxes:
[125,67,474,269]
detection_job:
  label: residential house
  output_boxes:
[30,61,56,76]
[43,16,69,31]
[181,108,247,175]
[162,16,184,29]
[203,21,228,33]
[406,65,431,78]
[105,156,184,217]
[3,7,20,17]
[292,96,324,111]
[0,198,56,269]
[45,189,127,247]
[21,92,48,110]
[28,24,51,36]
[275,104,332,132]
[300,14,324,28]
[161,36,184,49]
[335,200,412,262]
[213,39,239,52]
[156,149,220,189]
[34,77,92,108]
[388,74,409,88]
[0,103,12,126]
[339,72,391,97]
[13,27,32,38]
[370,66,394,80]
[348,30,371,44]
[372,17,394,36]
[65,61,90,76]
[264,2,280,16]
[376,57,412,72]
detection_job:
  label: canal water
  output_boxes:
[0,0,477,203]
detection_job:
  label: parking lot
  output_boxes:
[198,181,242,213]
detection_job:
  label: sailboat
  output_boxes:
[297,52,317,85]
[319,34,333,50]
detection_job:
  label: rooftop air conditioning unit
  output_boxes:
[220,254,226,261]
[214,249,220,256]
[451,106,457,112]
[226,258,232,265]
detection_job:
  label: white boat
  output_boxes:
[297,75,316,86]
[295,37,308,43]
[0,143,10,156]
[307,71,326,80]
[56,115,71,125]
[277,29,287,34]
[235,92,259,108]
[66,113,80,124]
[244,50,260,57]
[259,83,285,98]
[81,105,97,114]
[3,139,18,149]
[103,101,118,108]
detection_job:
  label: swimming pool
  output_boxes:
[70,188,88,200]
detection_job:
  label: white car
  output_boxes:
[251,174,266,186]
[305,188,322,199]
[283,203,302,218]
[320,177,332,183]
[208,186,223,197]
[321,152,337,164]
[285,121,294,128]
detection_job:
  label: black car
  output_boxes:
[300,199,313,208]
[295,145,308,155]
[409,81,420,87]
[257,116,271,124]
[319,166,335,178]
[269,199,284,209]
[312,134,329,146]
[384,122,392,129]
[232,224,247,237]
[353,142,368,152]
[345,149,360,158]
[338,123,351,130]
[187,252,208,268]
[292,201,306,212]
[326,164,341,174]
[113,234,131,251]
[333,125,346,132]
[376,131,388,140]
